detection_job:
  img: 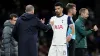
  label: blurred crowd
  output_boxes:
[0,0,100,56]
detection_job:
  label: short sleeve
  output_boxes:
[67,16,73,26]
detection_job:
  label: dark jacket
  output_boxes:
[75,16,93,48]
[12,13,50,56]
[2,20,18,56]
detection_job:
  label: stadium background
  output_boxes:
[0,0,100,56]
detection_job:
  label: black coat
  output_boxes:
[12,13,50,56]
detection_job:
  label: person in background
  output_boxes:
[2,13,18,56]
[66,3,76,56]
[12,5,51,56]
[75,8,98,56]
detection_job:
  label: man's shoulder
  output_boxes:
[63,15,73,21]
[4,26,11,29]
[75,18,84,28]
[51,16,56,18]
[50,16,56,21]
[63,14,68,18]
[3,26,12,33]
[75,18,81,23]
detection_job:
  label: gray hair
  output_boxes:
[25,5,34,12]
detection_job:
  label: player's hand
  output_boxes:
[50,20,54,26]
[41,18,45,24]
[93,25,98,31]
[66,35,72,42]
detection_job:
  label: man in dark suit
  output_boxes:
[12,5,50,56]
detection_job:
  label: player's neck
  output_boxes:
[68,13,73,17]
[56,13,63,17]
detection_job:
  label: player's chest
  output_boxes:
[53,18,67,30]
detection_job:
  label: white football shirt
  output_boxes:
[50,14,68,45]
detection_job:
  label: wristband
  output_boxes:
[70,34,72,36]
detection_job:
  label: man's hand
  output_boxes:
[66,34,72,42]
[41,18,45,24]
[93,25,98,31]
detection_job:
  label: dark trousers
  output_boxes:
[68,39,75,56]
[75,48,88,56]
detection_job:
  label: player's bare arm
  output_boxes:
[49,18,54,26]
[69,24,75,35]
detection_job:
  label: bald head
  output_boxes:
[25,5,34,13]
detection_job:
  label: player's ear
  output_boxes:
[70,9,73,13]
[81,12,84,16]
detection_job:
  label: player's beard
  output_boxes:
[56,13,61,16]
[56,12,63,17]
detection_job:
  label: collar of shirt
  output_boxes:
[78,15,86,23]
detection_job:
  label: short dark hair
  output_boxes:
[25,5,34,12]
[79,8,88,15]
[66,3,76,12]
[10,14,18,20]
[55,2,63,8]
